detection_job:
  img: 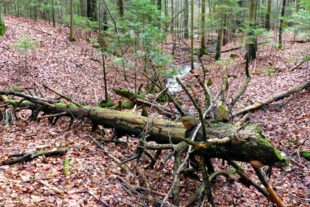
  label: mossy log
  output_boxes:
[0,92,288,168]
[300,150,310,161]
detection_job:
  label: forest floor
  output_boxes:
[0,15,309,206]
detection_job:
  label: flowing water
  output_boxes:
[166,63,198,93]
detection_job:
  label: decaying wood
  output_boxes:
[0,89,290,206]
[253,167,285,207]
[232,80,310,116]
[1,147,70,165]
[0,91,288,168]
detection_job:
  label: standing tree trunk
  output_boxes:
[52,0,56,27]
[87,0,97,20]
[215,0,223,61]
[102,9,108,31]
[98,4,108,101]
[222,14,228,46]
[296,0,300,11]
[265,0,271,30]
[183,0,189,38]
[171,0,176,55]
[190,0,194,70]
[118,0,124,17]
[69,0,75,42]
[157,0,162,27]
[200,0,207,56]
[80,0,87,16]
[17,0,20,17]
[215,19,223,60]
[157,0,161,10]
[246,0,257,60]
[278,0,286,49]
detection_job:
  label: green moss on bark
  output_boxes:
[300,150,310,161]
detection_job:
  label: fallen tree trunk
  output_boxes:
[232,80,310,116]
[0,91,288,168]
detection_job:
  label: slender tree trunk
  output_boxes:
[52,0,56,27]
[98,4,108,101]
[171,0,176,55]
[80,0,87,16]
[157,0,162,10]
[164,0,168,29]
[118,0,124,17]
[200,0,206,55]
[184,0,189,38]
[215,0,223,61]
[296,0,300,11]
[190,0,194,70]
[102,9,108,31]
[157,0,162,27]
[265,0,271,30]
[34,1,38,21]
[102,53,108,101]
[246,0,257,60]
[17,0,20,17]
[278,0,286,49]
[207,0,212,14]
[215,17,223,60]
[222,14,228,46]
[87,0,97,20]
[69,0,75,42]
[175,0,180,39]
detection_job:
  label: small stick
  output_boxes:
[33,83,44,98]
[76,190,109,206]
[37,112,68,120]
[43,84,81,106]
[37,180,65,195]
[142,72,185,116]
[16,133,37,139]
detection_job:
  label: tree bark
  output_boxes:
[247,0,257,60]
[200,0,206,55]
[183,0,189,38]
[190,0,194,69]
[0,91,289,168]
[87,0,97,20]
[278,0,286,49]
[69,0,74,42]
[80,0,87,17]
[265,0,271,30]
[1,147,70,165]
[215,0,223,60]
[296,0,300,11]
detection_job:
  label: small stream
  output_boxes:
[166,63,198,93]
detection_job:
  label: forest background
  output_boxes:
[0,0,309,206]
